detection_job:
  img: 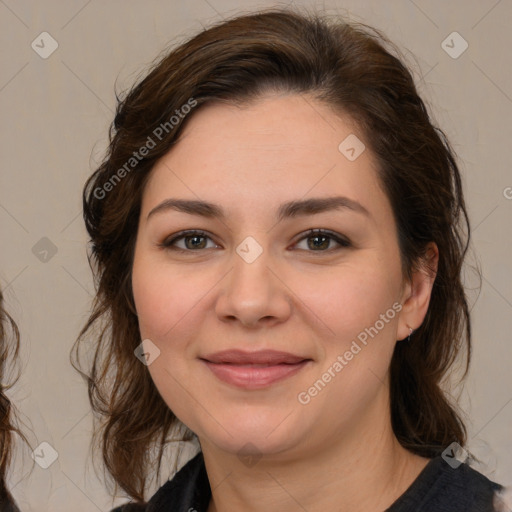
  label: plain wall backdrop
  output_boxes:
[0,0,511,510]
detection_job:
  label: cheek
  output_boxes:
[132,256,205,341]
[294,266,400,414]
[303,260,400,340]
[302,260,402,407]
[131,256,216,431]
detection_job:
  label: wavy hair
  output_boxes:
[74,8,473,501]
[0,289,23,511]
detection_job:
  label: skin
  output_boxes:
[131,93,439,512]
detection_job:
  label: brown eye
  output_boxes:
[294,229,351,252]
[159,229,350,253]
[160,230,219,251]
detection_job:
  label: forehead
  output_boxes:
[141,94,389,222]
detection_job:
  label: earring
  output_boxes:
[407,325,413,342]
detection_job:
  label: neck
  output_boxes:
[202,388,430,512]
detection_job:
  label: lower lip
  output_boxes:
[202,360,310,389]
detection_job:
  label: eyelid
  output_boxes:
[291,228,351,251]
[159,228,351,252]
[159,229,219,250]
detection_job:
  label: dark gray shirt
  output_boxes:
[114,451,504,512]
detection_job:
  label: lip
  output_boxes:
[200,350,311,389]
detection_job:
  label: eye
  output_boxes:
[159,228,351,253]
[293,229,351,252]
[159,230,219,251]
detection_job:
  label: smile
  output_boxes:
[200,349,312,389]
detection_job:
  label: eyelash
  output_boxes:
[159,229,351,253]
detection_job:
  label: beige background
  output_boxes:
[1,0,511,510]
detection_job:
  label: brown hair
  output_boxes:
[0,289,23,509]
[75,8,472,501]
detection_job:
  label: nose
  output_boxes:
[214,246,292,329]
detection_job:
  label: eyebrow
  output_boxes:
[147,196,371,222]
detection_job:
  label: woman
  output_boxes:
[75,8,505,511]
[0,290,22,512]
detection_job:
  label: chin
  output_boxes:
[191,410,304,458]
[206,429,300,460]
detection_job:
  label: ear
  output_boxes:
[397,242,439,341]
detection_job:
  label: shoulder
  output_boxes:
[111,451,210,512]
[388,456,504,512]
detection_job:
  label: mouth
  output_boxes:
[199,349,312,389]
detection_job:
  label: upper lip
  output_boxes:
[200,349,309,365]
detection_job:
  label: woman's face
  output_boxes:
[132,93,418,459]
